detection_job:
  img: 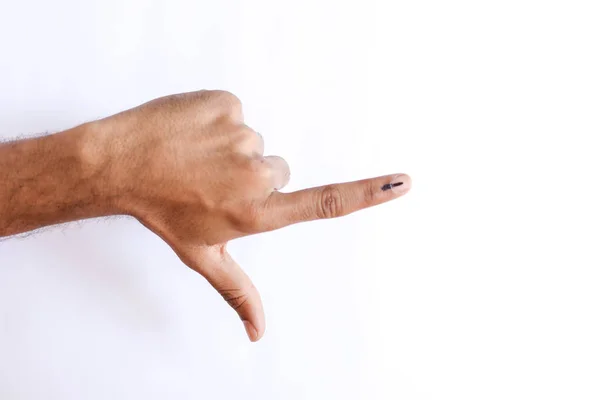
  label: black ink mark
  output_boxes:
[381,182,404,191]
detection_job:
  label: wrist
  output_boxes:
[66,121,129,217]
[0,124,123,237]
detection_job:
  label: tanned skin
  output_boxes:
[0,90,411,341]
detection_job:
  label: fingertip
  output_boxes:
[396,173,412,193]
[243,320,264,342]
[237,285,265,342]
[243,320,258,342]
[194,247,267,343]
[381,173,412,195]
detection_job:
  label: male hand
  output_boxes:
[2,90,411,341]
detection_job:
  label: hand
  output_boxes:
[90,90,412,341]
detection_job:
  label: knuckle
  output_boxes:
[364,182,378,206]
[230,203,264,233]
[210,90,243,117]
[233,125,258,145]
[243,157,271,182]
[253,160,272,181]
[317,185,345,219]
[231,127,262,155]
[212,90,241,105]
[238,124,256,136]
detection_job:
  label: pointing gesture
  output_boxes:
[0,90,411,342]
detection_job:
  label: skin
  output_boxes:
[0,90,411,341]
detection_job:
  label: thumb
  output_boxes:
[183,244,265,342]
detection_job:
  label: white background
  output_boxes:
[1,0,599,399]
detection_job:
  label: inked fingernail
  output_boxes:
[381,182,404,191]
[381,175,411,193]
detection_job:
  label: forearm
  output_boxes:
[0,125,117,237]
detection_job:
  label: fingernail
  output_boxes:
[381,175,411,193]
[243,320,258,342]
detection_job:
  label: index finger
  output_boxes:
[261,173,411,230]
